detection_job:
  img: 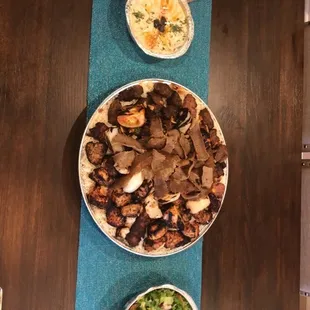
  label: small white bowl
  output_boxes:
[124,284,199,310]
[125,0,194,59]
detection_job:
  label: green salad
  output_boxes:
[129,288,192,310]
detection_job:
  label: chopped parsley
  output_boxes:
[132,11,144,21]
[170,24,183,33]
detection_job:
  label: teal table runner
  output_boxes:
[76,1,212,309]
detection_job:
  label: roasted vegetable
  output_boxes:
[117,107,146,128]
[118,85,143,101]
[183,94,197,118]
[200,108,214,130]
[89,122,108,142]
[153,83,173,98]
[85,142,106,165]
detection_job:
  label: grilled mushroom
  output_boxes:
[85,142,106,165]
[149,91,165,106]
[118,85,143,101]
[108,99,122,125]
[167,91,182,106]
[89,122,108,142]
[153,83,173,98]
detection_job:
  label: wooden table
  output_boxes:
[0,0,304,309]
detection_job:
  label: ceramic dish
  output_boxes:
[124,284,198,310]
[79,78,228,257]
[125,0,194,59]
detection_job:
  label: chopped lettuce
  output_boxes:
[130,288,192,310]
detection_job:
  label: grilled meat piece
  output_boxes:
[210,129,220,148]
[135,180,151,200]
[153,83,173,98]
[89,157,118,186]
[111,188,132,207]
[143,236,166,252]
[89,166,113,186]
[214,144,228,162]
[167,91,182,106]
[189,122,210,162]
[163,205,184,230]
[118,85,143,101]
[179,204,192,223]
[147,219,168,240]
[200,108,214,130]
[108,99,122,125]
[165,231,190,249]
[193,209,212,224]
[89,122,108,142]
[112,133,145,153]
[214,162,226,178]
[106,205,126,227]
[182,221,199,239]
[208,193,221,212]
[212,182,225,198]
[116,227,130,239]
[85,142,106,165]
[148,91,165,106]
[87,186,110,208]
[183,94,197,118]
[162,104,180,120]
[126,212,151,247]
[121,203,142,217]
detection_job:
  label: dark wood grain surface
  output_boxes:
[0,0,91,308]
[202,0,304,309]
[0,0,304,309]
